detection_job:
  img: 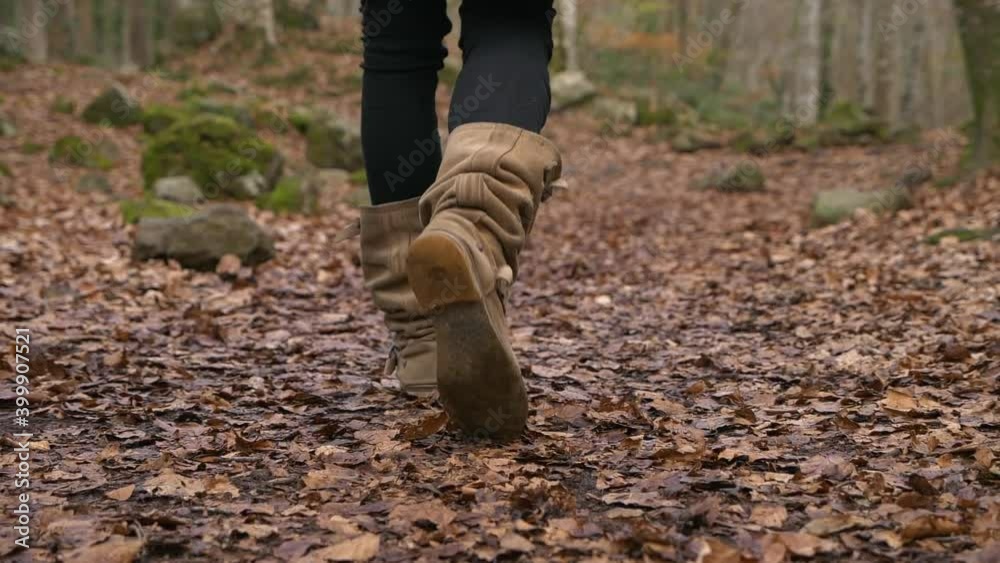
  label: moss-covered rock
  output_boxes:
[816,101,890,147]
[926,228,999,245]
[120,197,196,224]
[141,114,281,199]
[142,104,189,135]
[672,129,723,153]
[132,205,275,271]
[257,176,306,213]
[186,98,254,128]
[49,136,119,170]
[288,106,314,135]
[177,80,238,101]
[811,188,912,227]
[50,96,76,115]
[306,116,364,170]
[82,84,142,127]
[695,162,766,193]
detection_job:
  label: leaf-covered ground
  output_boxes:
[1,37,999,563]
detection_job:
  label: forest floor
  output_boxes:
[1,34,998,563]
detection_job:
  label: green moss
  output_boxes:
[695,162,766,193]
[82,85,142,127]
[672,129,723,153]
[177,80,238,101]
[49,136,118,170]
[0,161,11,178]
[257,176,304,213]
[288,107,314,135]
[0,53,25,73]
[306,117,364,170]
[20,142,45,155]
[636,99,677,127]
[142,104,189,135]
[141,114,279,199]
[120,197,196,225]
[926,228,998,245]
[817,101,890,146]
[349,169,367,185]
[50,96,76,115]
[186,98,254,128]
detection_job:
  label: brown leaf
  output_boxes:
[144,469,205,498]
[388,500,456,531]
[303,466,361,490]
[499,533,534,553]
[900,515,963,542]
[769,532,834,557]
[750,504,788,528]
[63,536,143,563]
[692,537,741,563]
[398,411,449,441]
[802,513,871,536]
[296,533,380,562]
[105,484,135,501]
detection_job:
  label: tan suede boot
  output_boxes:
[360,197,437,397]
[406,123,563,439]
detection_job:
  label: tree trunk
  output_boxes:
[788,0,822,123]
[77,0,96,60]
[558,0,579,72]
[20,0,48,62]
[101,0,119,67]
[127,0,154,68]
[955,0,1000,168]
[859,0,876,111]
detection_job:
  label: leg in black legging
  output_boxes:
[360,1,451,205]
[448,0,556,133]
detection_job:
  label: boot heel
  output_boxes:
[407,232,483,310]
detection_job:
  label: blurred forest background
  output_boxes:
[1,0,997,170]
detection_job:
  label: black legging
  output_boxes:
[360,0,556,205]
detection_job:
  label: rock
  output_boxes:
[695,163,766,193]
[76,172,112,194]
[0,112,15,137]
[551,70,597,111]
[231,172,267,200]
[187,98,254,128]
[154,176,204,205]
[591,97,638,126]
[142,114,281,199]
[132,205,275,271]
[672,130,723,153]
[50,136,119,170]
[142,104,188,135]
[120,197,196,224]
[82,84,142,127]
[811,188,912,227]
[306,116,364,170]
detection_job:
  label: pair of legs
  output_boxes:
[360,0,556,205]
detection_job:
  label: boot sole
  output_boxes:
[406,231,528,440]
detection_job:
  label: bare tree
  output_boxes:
[955,0,1000,168]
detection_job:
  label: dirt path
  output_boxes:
[1,61,998,562]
